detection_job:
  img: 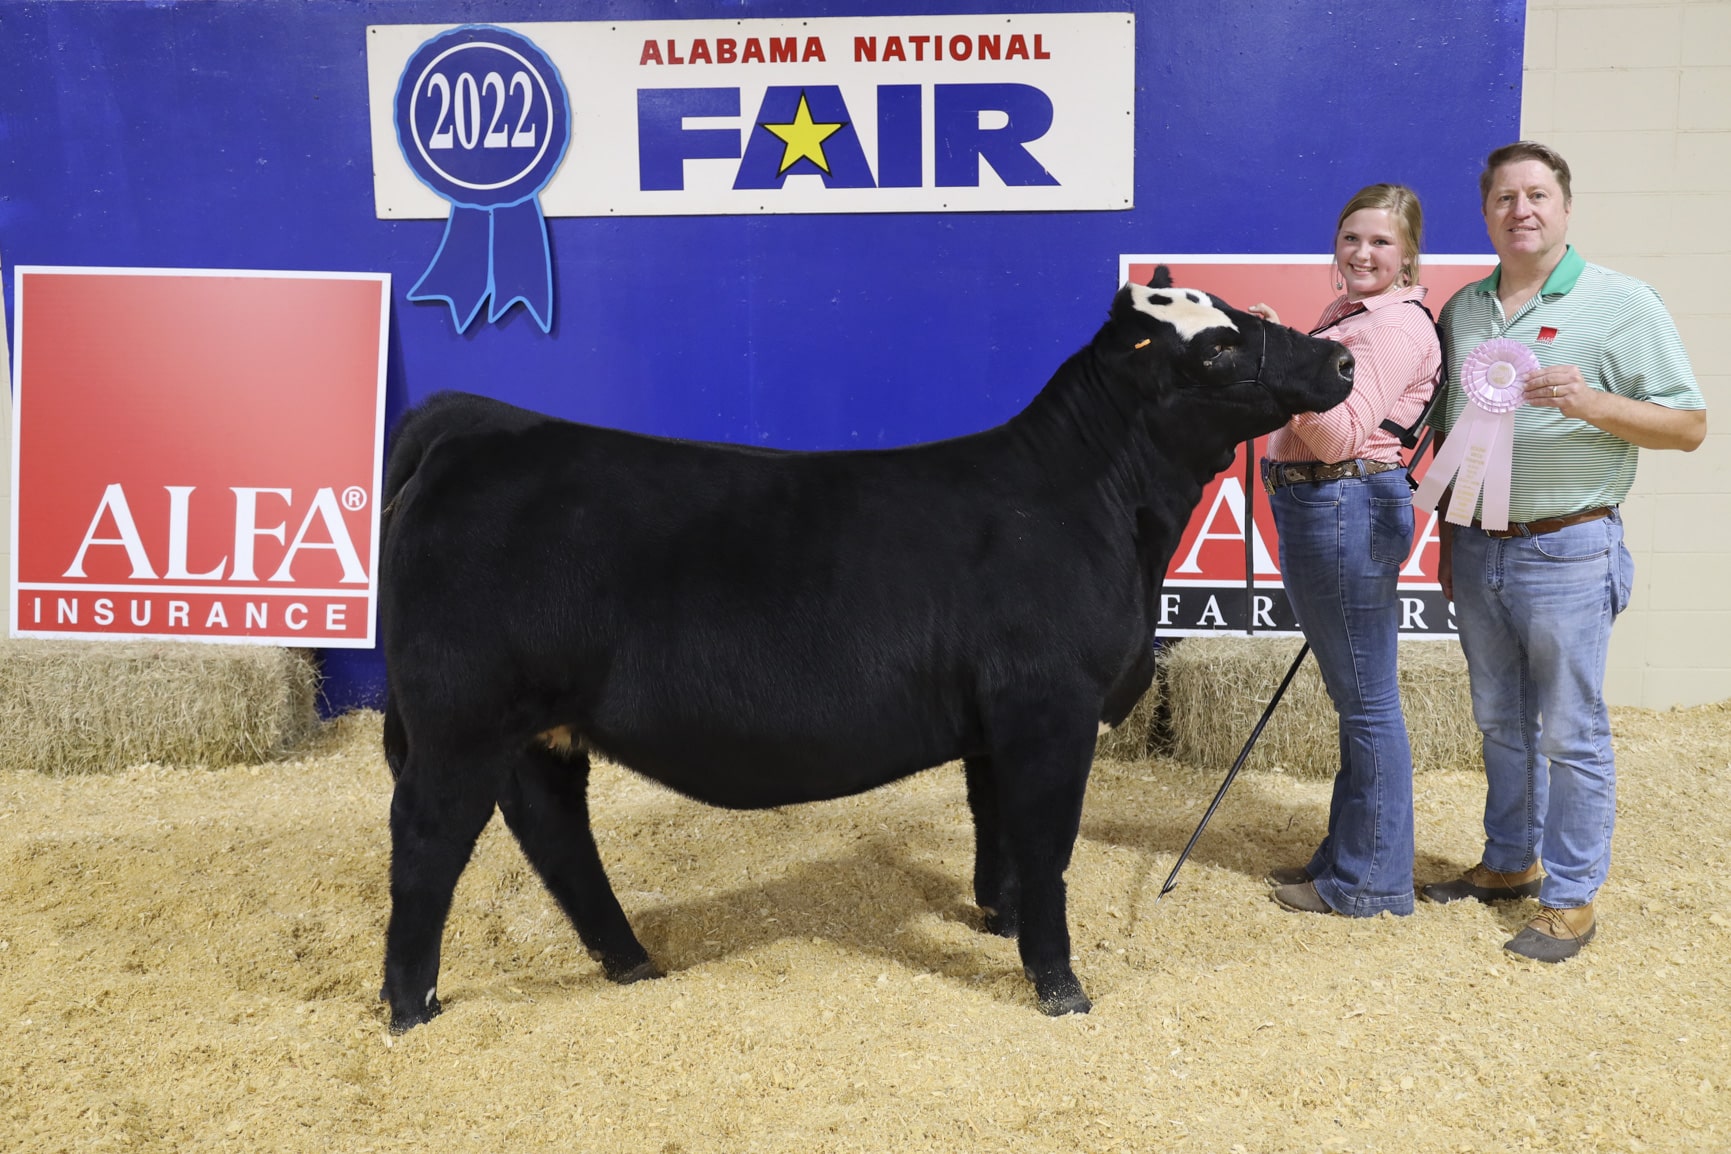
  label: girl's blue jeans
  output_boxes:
[1270,466,1416,916]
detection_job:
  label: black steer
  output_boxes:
[377,278,1353,1031]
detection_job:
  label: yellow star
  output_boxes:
[759,92,846,176]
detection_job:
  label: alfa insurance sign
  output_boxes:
[10,268,391,646]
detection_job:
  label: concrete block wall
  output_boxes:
[1524,0,1731,706]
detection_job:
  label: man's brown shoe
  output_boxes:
[1420,861,1544,904]
[1504,903,1595,962]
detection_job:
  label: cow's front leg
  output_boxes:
[963,756,1020,937]
[497,745,660,984]
[382,766,496,1032]
[986,700,1098,1016]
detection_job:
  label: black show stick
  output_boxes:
[1157,642,1311,899]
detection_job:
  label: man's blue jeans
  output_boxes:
[1450,510,1634,910]
[1271,468,1416,916]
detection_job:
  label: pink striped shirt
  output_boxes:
[1266,285,1442,465]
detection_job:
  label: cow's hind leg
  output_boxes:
[382,761,496,1032]
[964,756,1020,938]
[497,745,660,985]
[985,699,1098,1016]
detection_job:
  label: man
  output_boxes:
[1425,141,1707,961]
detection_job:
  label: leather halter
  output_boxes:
[1229,320,1268,388]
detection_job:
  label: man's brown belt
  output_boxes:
[1473,506,1614,539]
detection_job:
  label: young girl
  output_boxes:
[1251,183,1441,918]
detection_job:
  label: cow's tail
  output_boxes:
[378,395,473,785]
[379,395,454,548]
[379,392,547,780]
[382,687,407,781]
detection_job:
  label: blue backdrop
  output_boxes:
[0,0,1525,710]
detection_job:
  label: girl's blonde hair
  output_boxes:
[1335,183,1424,287]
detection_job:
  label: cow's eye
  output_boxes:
[1203,341,1232,365]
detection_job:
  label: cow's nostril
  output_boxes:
[1337,352,1355,380]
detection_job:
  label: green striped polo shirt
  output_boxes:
[1432,245,1704,523]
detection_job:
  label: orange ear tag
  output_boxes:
[1134,339,1151,349]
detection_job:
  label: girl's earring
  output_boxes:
[1333,268,1345,292]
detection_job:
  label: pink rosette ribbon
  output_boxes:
[1413,338,1540,532]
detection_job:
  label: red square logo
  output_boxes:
[1538,325,1558,342]
[11,268,390,646]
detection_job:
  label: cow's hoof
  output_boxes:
[982,906,1020,939]
[603,958,663,985]
[1030,970,1091,1016]
[388,995,442,1034]
[1038,987,1092,1016]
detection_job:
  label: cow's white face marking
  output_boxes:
[1129,284,1238,341]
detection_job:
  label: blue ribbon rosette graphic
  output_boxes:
[393,25,571,333]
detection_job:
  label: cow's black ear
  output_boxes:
[1149,265,1173,289]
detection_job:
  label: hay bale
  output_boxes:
[1163,635,1479,778]
[0,639,320,774]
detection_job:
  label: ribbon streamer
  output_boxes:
[1413,338,1537,532]
[408,201,553,333]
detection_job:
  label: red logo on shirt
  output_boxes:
[1537,326,1558,342]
